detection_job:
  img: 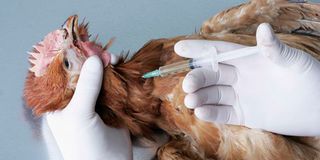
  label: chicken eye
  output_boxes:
[63,58,71,70]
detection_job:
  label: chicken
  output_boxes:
[24,0,320,159]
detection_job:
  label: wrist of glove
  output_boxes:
[46,56,132,160]
[175,23,320,136]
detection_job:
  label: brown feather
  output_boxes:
[24,53,74,116]
[201,0,320,36]
[99,33,320,159]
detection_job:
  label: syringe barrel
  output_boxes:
[190,58,213,68]
[159,59,192,77]
[153,46,258,78]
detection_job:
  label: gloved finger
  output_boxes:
[194,105,235,124]
[184,85,236,108]
[174,39,246,59]
[68,55,103,114]
[110,54,120,65]
[182,64,237,93]
[256,23,313,72]
[256,23,282,60]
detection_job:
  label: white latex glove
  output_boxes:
[46,55,132,160]
[175,23,320,136]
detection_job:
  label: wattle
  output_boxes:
[79,41,111,67]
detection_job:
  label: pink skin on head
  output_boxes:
[29,29,111,77]
[29,30,67,77]
[79,41,111,67]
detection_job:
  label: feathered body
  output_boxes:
[24,0,320,159]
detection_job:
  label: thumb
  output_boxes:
[256,23,282,61]
[68,55,103,114]
[256,23,310,71]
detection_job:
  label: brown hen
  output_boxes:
[24,0,320,159]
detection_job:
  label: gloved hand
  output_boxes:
[46,55,132,160]
[174,23,320,136]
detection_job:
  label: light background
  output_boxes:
[0,0,319,159]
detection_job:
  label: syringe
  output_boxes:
[142,46,258,79]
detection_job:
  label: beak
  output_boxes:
[62,15,80,43]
